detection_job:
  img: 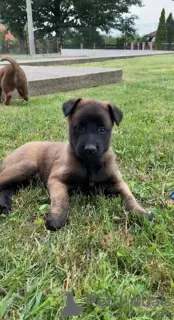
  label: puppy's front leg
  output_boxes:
[46,177,69,231]
[114,178,147,214]
[111,170,151,218]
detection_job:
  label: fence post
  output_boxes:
[142,42,145,50]
[131,42,134,50]
[149,42,153,50]
[80,43,83,50]
[93,43,96,50]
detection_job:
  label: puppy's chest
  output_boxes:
[65,167,111,191]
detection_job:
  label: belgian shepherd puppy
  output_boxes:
[0,98,151,231]
[0,56,29,105]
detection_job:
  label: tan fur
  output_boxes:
[0,98,150,231]
[0,56,29,105]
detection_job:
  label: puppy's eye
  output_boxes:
[99,127,106,133]
[75,125,84,131]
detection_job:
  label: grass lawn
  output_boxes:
[0,54,174,319]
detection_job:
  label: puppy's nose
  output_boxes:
[84,144,97,154]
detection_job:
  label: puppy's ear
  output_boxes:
[108,104,123,126]
[62,98,81,117]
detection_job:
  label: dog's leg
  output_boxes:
[110,171,151,219]
[17,87,29,102]
[4,92,12,105]
[0,188,14,214]
[0,88,2,103]
[0,162,38,191]
[46,177,69,231]
[0,162,37,214]
[114,178,147,213]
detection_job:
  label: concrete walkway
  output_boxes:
[14,50,174,66]
[61,49,173,57]
[1,49,172,66]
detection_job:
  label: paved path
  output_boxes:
[0,49,172,67]
[61,49,173,57]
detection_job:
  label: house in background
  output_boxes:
[144,31,157,42]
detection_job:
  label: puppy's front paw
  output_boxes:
[45,212,68,231]
[125,199,153,221]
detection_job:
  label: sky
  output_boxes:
[131,0,174,35]
[109,0,174,36]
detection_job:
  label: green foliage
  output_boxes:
[62,28,104,48]
[166,13,174,50]
[118,15,137,38]
[0,0,27,52]
[101,32,141,48]
[0,0,142,46]
[0,28,20,54]
[0,30,5,52]
[102,35,116,45]
[155,8,167,50]
[166,12,173,26]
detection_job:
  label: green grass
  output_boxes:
[0,54,174,320]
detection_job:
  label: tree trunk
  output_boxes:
[54,0,62,50]
[18,34,26,54]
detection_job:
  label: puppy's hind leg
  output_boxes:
[4,91,12,105]
[0,161,38,191]
[17,78,29,102]
[0,161,38,214]
[0,188,15,215]
[0,88,2,103]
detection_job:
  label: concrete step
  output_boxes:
[1,65,122,97]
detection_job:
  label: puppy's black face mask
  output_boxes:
[62,98,123,163]
[70,109,111,161]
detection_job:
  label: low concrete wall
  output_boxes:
[27,70,122,96]
[8,66,122,98]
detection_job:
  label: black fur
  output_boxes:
[108,104,123,126]
[69,106,113,163]
[62,98,82,117]
[62,99,123,165]
[0,188,14,214]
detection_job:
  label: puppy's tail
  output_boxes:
[1,56,20,72]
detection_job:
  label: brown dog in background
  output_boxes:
[0,98,151,231]
[0,56,29,105]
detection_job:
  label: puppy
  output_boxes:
[0,98,150,231]
[0,56,29,105]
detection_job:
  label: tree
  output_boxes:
[33,0,142,44]
[0,0,143,48]
[62,28,104,48]
[166,13,174,50]
[0,29,6,53]
[102,35,117,45]
[118,15,137,47]
[0,0,27,52]
[155,8,167,50]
